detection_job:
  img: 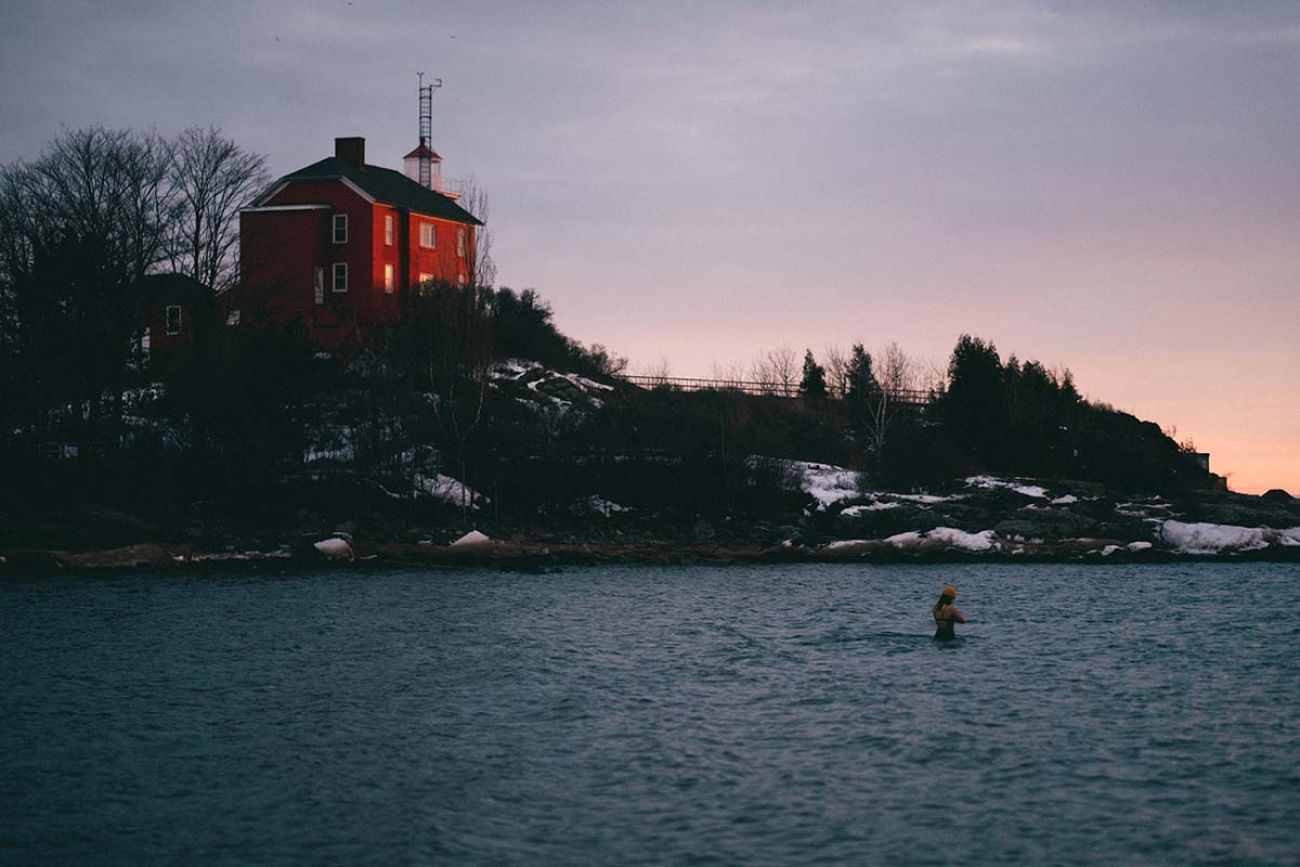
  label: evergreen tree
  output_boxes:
[799,349,827,399]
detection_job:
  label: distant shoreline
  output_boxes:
[4,537,1299,576]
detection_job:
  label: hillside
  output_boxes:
[2,286,1294,568]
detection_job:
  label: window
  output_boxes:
[384,214,394,246]
[332,213,348,244]
[165,305,182,335]
[384,263,394,294]
[419,222,436,248]
[418,272,433,285]
[457,227,466,258]
[333,262,348,293]
[314,267,324,305]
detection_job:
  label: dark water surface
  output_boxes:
[3,563,1300,865]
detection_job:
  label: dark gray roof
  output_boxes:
[277,157,483,225]
[134,272,214,307]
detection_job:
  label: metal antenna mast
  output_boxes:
[417,72,442,189]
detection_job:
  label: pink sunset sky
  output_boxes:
[2,1,1296,493]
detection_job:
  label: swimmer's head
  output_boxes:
[939,585,958,601]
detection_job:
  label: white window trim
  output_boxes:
[333,262,348,293]
[384,214,394,246]
[165,305,182,336]
[457,227,466,258]
[384,263,395,294]
[419,222,436,249]
[333,213,348,244]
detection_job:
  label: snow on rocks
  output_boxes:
[965,475,1049,499]
[303,424,357,464]
[824,527,997,555]
[413,473,488,511]
[841,501,901,516]
[788,461,862,510]
[1160,520,1300,555]
[489,359,615,410]
[573,495,629,517]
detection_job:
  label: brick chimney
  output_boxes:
[334,137,365,169]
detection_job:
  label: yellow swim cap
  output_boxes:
[941,585,958,599]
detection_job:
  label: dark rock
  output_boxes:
[994,508,1099,541]
[1261,489,1295,504]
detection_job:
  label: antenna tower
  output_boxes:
[417,72,442,189]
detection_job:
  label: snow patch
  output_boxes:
[789,461,861,510]
[414,473,488,511]
[880,527,996,552]
[965,475,1049,499]
[574,495,628,517]
[842,502,900,516]
[1160,520,1300,554]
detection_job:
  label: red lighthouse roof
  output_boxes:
[403,141,441,160]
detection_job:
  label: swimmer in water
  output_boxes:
[933,585,965,640]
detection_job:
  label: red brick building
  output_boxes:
[237,136,482,350]
[130,272,215,369]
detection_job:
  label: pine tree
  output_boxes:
[799,349,827,399]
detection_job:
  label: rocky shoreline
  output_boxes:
[4,532,1299,576]
[3,475,1297,575]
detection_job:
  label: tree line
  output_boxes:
[0,126,268,455]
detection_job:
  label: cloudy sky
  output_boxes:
[2,1,1298,493]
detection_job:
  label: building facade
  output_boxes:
[237,137,482,350]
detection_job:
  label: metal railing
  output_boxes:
[616,374,933,404]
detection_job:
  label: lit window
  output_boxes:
[333,262,348,293]
[333,213,348,244]
[457,227,466,258]
[165,305,182,335]
[418,272,433,285]
[314,267,324,305]
[385,214,394,246]
[384,263,394,293]
[419,223,436,248]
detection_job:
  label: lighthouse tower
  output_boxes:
[403,74,447,193]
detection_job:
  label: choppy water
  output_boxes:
[3,563,1300,865]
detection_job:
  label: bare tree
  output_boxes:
[0,128,177,445]
[168,127,268,290]
[451,175,496,288]
[751,345,798,396]
[823,343,850,399]
[709,359,747,390]
[863,341,920,472]
[638,354,673,385]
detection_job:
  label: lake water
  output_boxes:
[3,562,1299,865]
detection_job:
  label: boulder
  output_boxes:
[450,529,492,548]
[313,537,354,561]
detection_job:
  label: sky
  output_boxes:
[1,1,1297,494]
